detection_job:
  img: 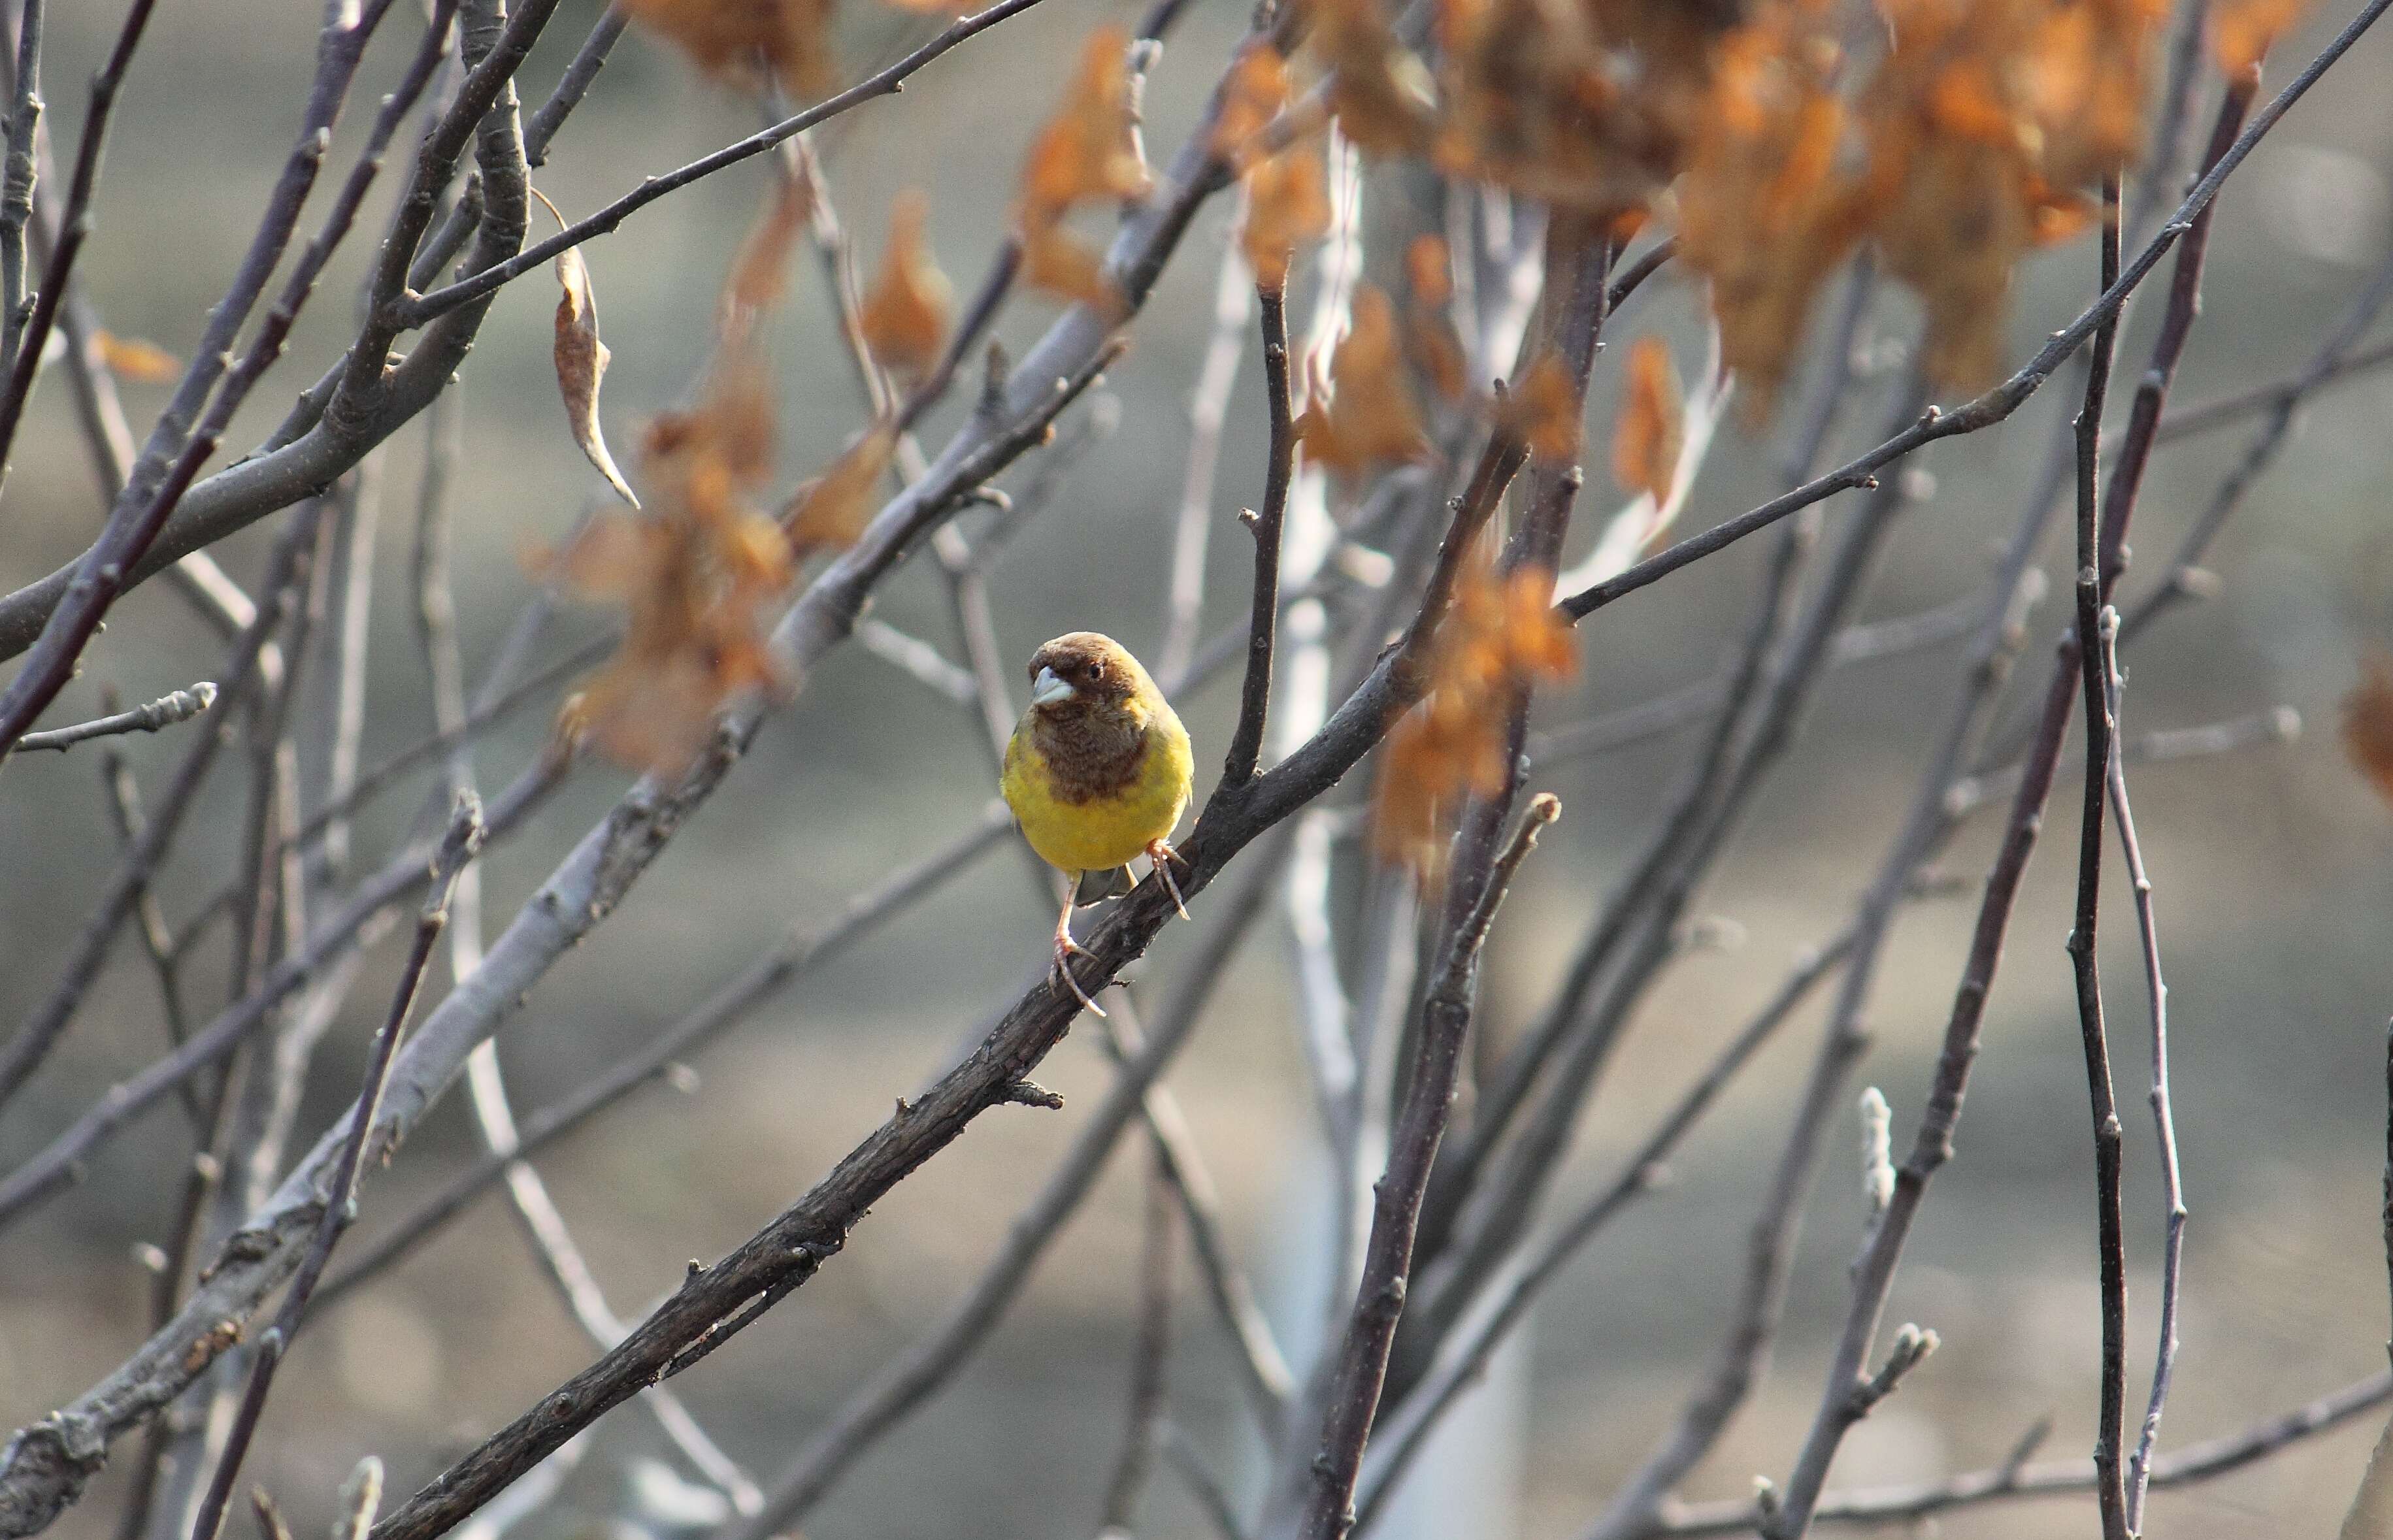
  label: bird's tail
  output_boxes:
[1074,865,1134,906]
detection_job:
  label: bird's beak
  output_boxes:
[1030,666,1076,708]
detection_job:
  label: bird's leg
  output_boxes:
[1051,879,1108,1018]
[1145,838,1191,921]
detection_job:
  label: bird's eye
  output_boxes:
[1085,660,1106,681]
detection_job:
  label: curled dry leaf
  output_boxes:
[1294,285,1428,476]
[1213,41,1291,165]
[1677,0,1860,418]
[1311,0,1436,154]
[1498,356,1582,463]
[1372,558,1577,873]
[92,330,180,384]
[1611,336,1683,505]
[859,191,953,378]
[1221,41,1329,289]
[2212,0,2310,73]
[1857,0,2165,391]
[1017,26,1152,310]
[618,0,837,99]
[725,170,810,343]
[2342,649,2393,810]
[1242,139,1332,291]
[1433,0,1728,209]
[782,424,897,560]
[553,244,640,509]
[547,176,819,779]
[1404,235,1468,401]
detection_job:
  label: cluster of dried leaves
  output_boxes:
[1373,557,1578,872]
[537,161,959,776]
[1274,0,2321,416]
[1017,27,1155,310]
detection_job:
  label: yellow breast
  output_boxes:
[1002,713,1193,874]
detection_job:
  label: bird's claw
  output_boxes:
[1050,933,1107,1017]
[1146,839,1191,921]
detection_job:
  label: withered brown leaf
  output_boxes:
[2344,649,2393,810]
[725,170,810,341]
[1611,336,1683,505]
[618,0,837,99]
[2212,0,2309,73]
[783,424,897,560]
[1017,26,1151,310]
[859,190,953,378]
[1021,27,1152,216]
[1371,558,1577,873]
[553,244,640,509]
[1295,285,1428,476]
[1498,356,1582,464]
[93,330,180,384]
[1242,139,1332,291]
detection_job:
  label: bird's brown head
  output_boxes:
[1026,632,1148,717]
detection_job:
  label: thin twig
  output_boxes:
[0,0,153,478]
[1766,78,2257,1540]
[0,0,42,380]
[1221,280,1293,790]
[1297,796,1560,1540]
[1655,1372,2393,1536]
[2064,175,2132,1540]
[0,507,322,1114]
[1158,217,1254,683]
[14,686,217,753]
[182,798,484,1540]
[2105,617,2183,1532]
[1359,924,1866,1538]
[0,0,445,762]
[712,845,1290,1540]
[394,0,1053,327]
[1097,1150,1176,1537]
[1097,1004,1297,1438]
[317,805,1016,1310]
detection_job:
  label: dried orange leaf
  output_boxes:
[726,171,810,336]
[1019,26,1152,220]
[93,330,179,384]
[1498,357,1581,463]
[2213,0,2309,74]
[1611,337,1683,505]
[2344,650,2393,810]
[618,0,836,99]
[859,191,953,376]
[1022,221,1121,311]
[553,245,640,508]
[1242,139,1332,290]
[783,425,896,559]
[1369,555,1576,873]
[1295,286,1428,476]
[1406,235,1453,310]
[1213,42,1290,165]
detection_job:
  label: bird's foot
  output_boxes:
[1146,838,1191,921]
[1049,928,1108,1017]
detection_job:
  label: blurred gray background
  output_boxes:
[3,1,2393,1537]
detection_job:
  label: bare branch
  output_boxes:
[1296,796,1560,1540]
[1655,1373,2393,1536]
[182,799,484,1540]
[393,0,1053,329]
[14,685,216,754]
[2064,176,2132,1540]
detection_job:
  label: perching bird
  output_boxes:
[1000,632,1194,1014]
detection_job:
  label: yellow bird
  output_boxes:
[1000,632,1194,1014]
